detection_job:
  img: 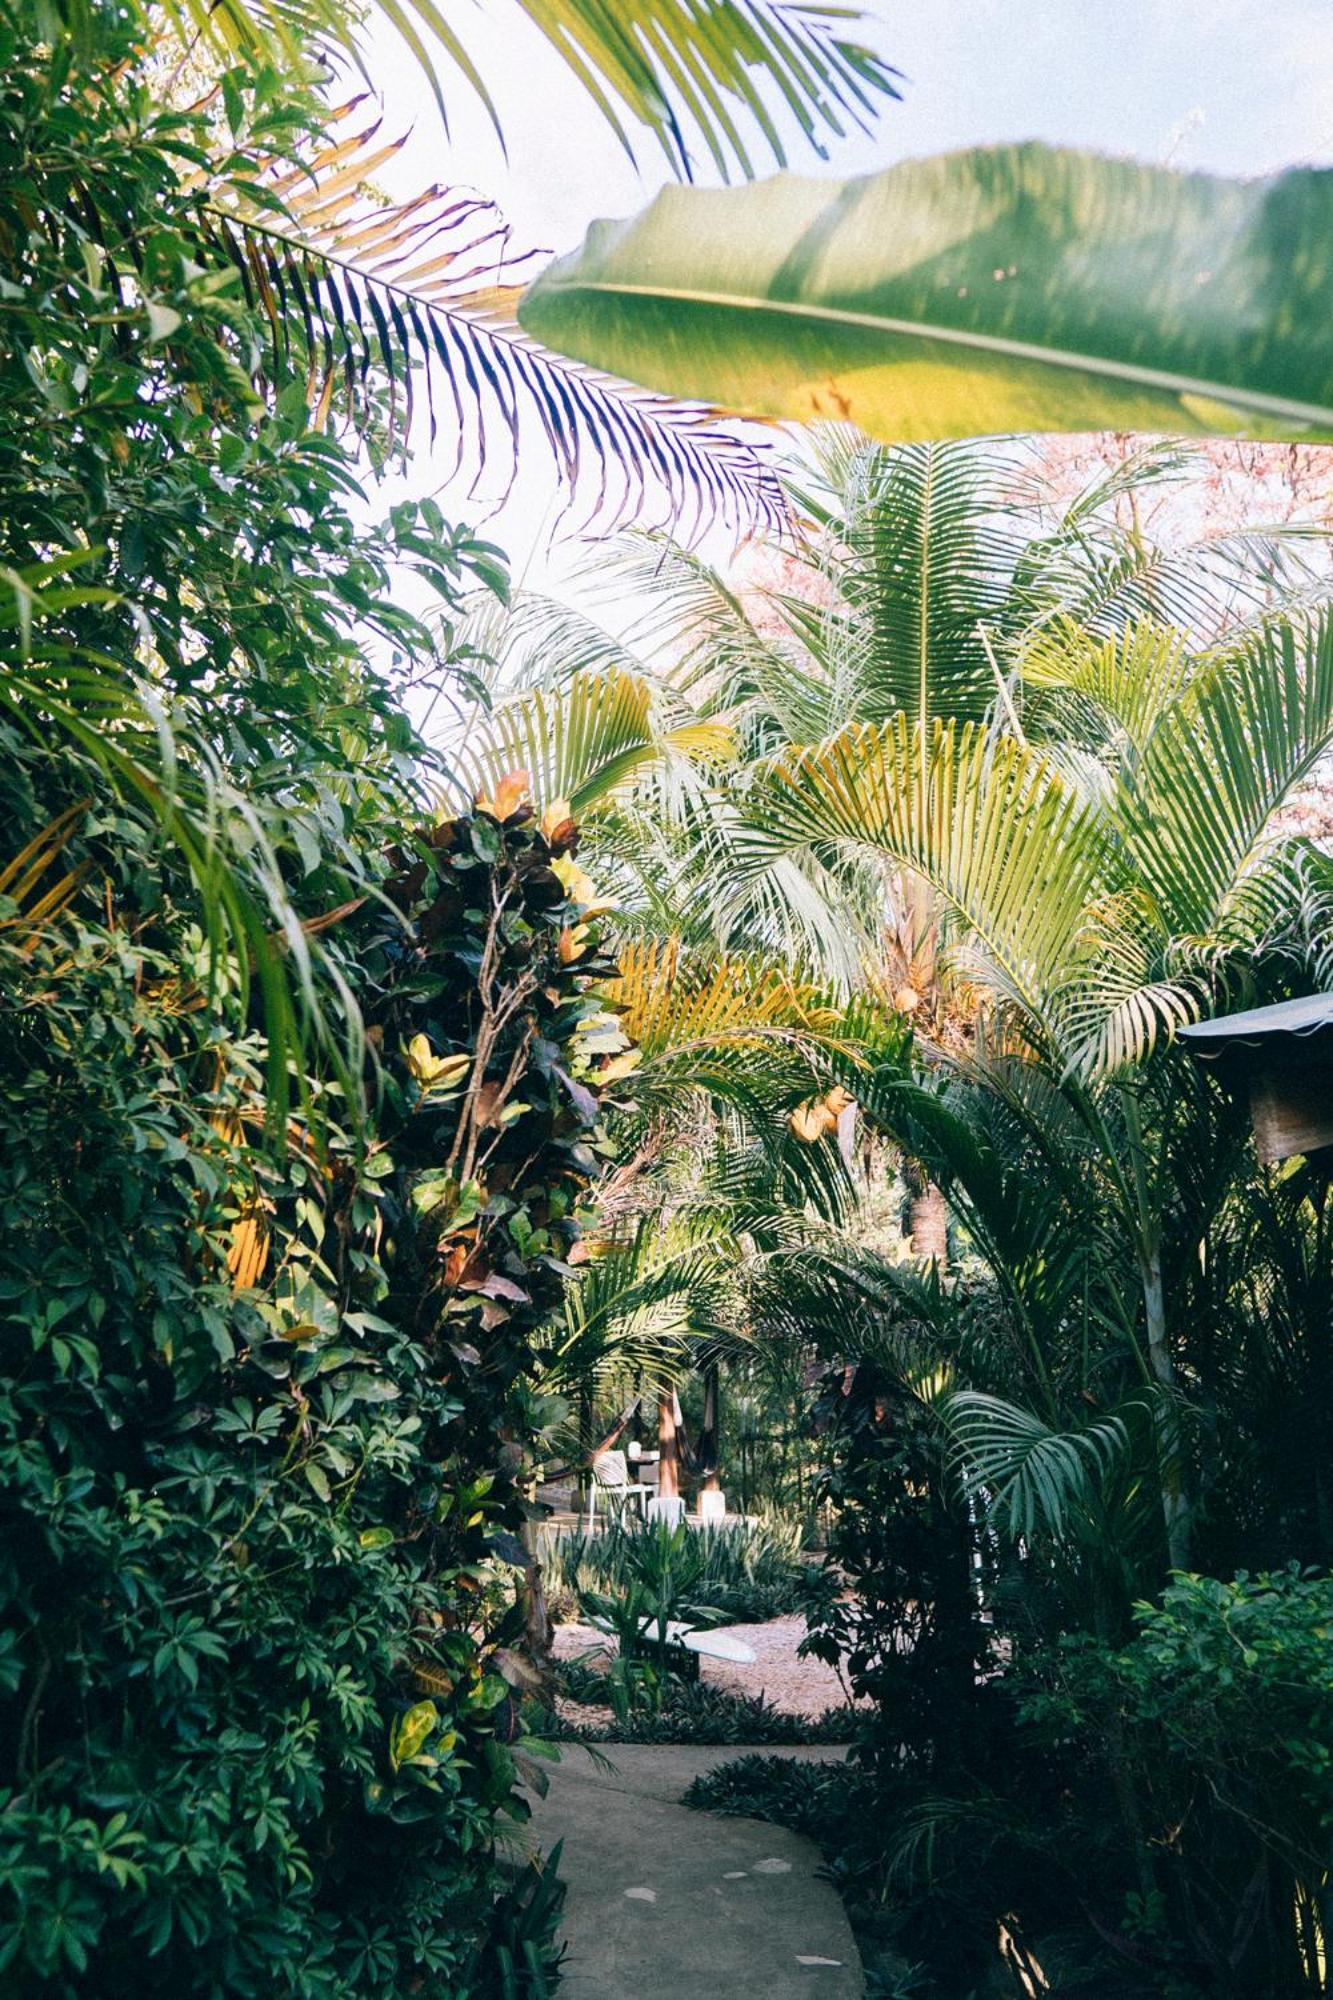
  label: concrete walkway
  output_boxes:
[523,1744,863,1999]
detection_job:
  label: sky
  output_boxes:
[362,0,1333,612]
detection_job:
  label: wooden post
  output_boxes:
[657,1387,679,1500]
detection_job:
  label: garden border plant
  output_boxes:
[0,4,635,1987]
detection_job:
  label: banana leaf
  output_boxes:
[520,142,1333,442]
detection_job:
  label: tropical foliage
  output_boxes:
[544,1514,807,1626]
[0,776,629,1995]
[8,0,1333,1990]
[458,426,1333,1991]
[522,143,1333,443]
[0,0,653,1987]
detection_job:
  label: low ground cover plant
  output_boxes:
[546,1662,857,1745]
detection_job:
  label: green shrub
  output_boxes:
[1016,1567,1333,1995]
[546,1514,808,1626]
[0,772,623,1995]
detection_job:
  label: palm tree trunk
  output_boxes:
[904,1158,949,1263]
[1141,1239,1191,1570]
[657,1387,680,1500]
[1122,1088,1192,1572]
[518,1483,552,1672]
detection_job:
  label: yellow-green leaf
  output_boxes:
[389,1699,437,1770]
[521,143,1333,444]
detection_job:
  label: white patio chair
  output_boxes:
[586,1449,651,1529]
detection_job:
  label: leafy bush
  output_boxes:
[1014,1568,1333,1995]
[803,1359,993,1787]
[0,6,627,1989]
[805,1359,1333,1997]
[546,1514,808,1626]
[0,766,623,1994]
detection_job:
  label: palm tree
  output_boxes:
[458,432,1332,1571]
[738,585,1333,1570]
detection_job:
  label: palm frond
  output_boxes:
[0,564,365,1126]
[152,0,899,171]
[546,1221,737,1395]
[1120,607,1333,936]
[1020,618,1201,764]
[1004,440,1322,645]
[740,717,1115,1049]
[452,663,732,816]
[606,936,880,1152]
[943,1389,1132,1544]
[611,934,839,1058]
[504,0,900,181]
[207,112,784,536]
[793,435,1024,728]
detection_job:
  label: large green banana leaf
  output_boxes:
[520,143,1333,442]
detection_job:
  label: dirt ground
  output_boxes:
[553,1614,860,1719]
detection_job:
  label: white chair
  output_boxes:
[647,1493,685,1527]
[586,1449,651,1528]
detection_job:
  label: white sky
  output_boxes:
[361,1,1333,626]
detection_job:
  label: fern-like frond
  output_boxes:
[206,111,785,536]
[793,434,1024,728]
[943,1389,1132,1544]
[162,0,899,178]
[740,717,1116,1051]
[1118,608,1333,937]
[503,1,900,181]
[453,665,732,816]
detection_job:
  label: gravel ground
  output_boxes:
[553,1614,859,1719]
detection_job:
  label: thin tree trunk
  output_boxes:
[1123,1088,1192,1572]
[1141,1239,1191,1569]
[518,1487,552,1672]
[1112,1088,1184,1568]
[577,1380,593,1512]
[699,1363,721,1493]
[657,1387,679,1500]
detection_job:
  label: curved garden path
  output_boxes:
[524,1744,861,1998]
